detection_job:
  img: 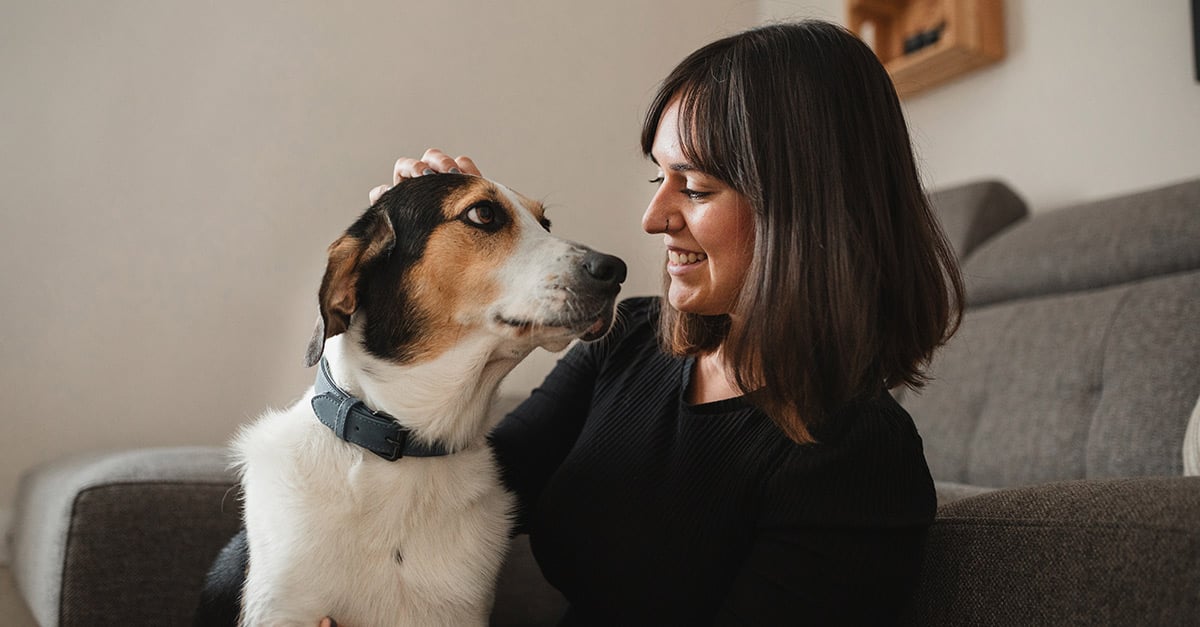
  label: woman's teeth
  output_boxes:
[668,250,707,265]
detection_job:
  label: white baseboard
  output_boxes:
[0,508,10,566]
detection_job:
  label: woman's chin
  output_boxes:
[666,286,693,312]
[667,285,736,317]
[667,289,711,315]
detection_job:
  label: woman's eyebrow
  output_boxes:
[652,156,700,172]
[648,154,699,173]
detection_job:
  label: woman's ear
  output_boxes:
[304,209,395,367]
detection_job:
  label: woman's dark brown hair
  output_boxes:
[641,20,965,444]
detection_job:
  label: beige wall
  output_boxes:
[763,0,1200,211]
[0,1,758,524]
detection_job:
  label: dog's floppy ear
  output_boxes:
[304,209,395,367]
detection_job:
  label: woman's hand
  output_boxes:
[319,618,339,627]
[369,148,482,204]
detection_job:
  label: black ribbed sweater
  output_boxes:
[489,297,936,626]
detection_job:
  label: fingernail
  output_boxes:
[449,167,462,174]
[422,168,435,176]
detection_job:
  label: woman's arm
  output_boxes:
[489,339,604,532]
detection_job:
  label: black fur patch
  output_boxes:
[193,528,249,627]
[356,174,472,364]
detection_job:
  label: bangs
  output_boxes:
[639,51,747,195]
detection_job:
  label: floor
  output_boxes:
[0,568,37,626]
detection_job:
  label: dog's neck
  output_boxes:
[318,331,535,453]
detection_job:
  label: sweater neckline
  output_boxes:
[679,355,753,416]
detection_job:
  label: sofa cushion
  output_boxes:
[903,477,1200,625]
[907,268,1200,486]
[964,178,1200,308]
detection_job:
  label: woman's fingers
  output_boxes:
[369,184,391,204]
[453,154,481,176]
[393,157,432,184]
[420,148,461,174]
[392,150,483,183]
[375,149,484,202]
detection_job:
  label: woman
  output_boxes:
[356,19,962,626]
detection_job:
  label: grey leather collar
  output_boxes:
[311,358,453,461]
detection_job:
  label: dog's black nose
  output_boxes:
[582,252,627,285]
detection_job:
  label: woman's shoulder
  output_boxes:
[763,391,936,526]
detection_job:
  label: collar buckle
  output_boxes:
[381,430,408,461]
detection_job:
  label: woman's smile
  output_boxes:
[666,247,708,273]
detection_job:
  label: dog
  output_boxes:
[195,173,625,626]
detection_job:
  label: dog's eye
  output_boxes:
[467,205,494,225]
[461,202,505,231]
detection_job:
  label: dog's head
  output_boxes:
[305,174,626,367]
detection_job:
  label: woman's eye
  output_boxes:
[649,176,664,184]
[682,188,711,200]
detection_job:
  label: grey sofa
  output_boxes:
[8,177,1200,626]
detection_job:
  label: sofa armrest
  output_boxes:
[10,447,240,627]
[903,476,1200,626]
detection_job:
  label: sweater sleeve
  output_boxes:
[488,297,655,532]
[714,398,936,625]
[489,341,601,532]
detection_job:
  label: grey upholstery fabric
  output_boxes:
[903,477,1200,626]
[491,535,568,627]
[10,447,236,627]
[62,482,242,626]
[907,270,1200,486]
[965,178,1200,307]
[927,179,1028,260]
[907,177,1200,488]
[933,480,996,506]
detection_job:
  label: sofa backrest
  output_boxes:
[905,178,1200,487]
[927,179,1028,260]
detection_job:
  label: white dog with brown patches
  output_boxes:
[196,174,625,627]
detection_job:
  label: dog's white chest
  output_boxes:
[235,403,514,627]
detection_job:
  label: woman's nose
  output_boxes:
[642,186,675,234]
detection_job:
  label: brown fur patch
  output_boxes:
[397,179,537,361]
[306,210,395,366]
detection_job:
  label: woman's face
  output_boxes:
[643,99,756,317]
